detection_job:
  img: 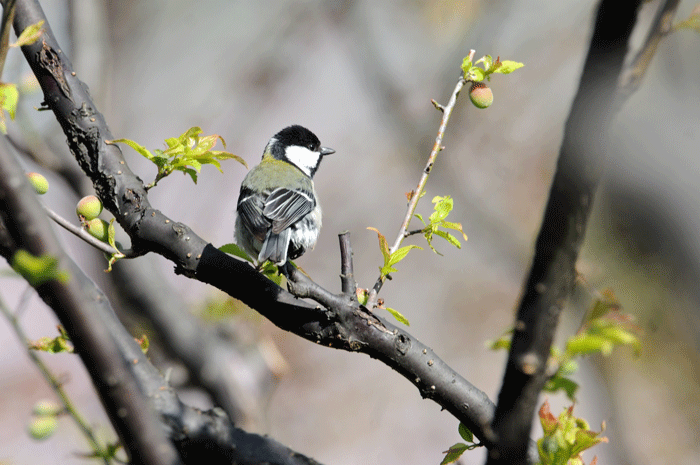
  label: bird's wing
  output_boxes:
[237,187,270,242]
[262,187,315,234]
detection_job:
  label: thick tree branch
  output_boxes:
[10,0,501,452]
[488,1,643,464]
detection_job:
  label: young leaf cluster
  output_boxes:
[446,289,639,464]
[487,288,640,401]
[414,196,468,255]
[461,54,524,82]
[440,423,480,465]
[28,326,73,354]
[537,400,607,465]
[547,289,640,400]
[109,127,247,189]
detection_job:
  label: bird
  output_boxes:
[235,125,334,271]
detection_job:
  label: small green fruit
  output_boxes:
[469,82,493,109]
[28,416,58,440]
[86,218,109,242]
[76,195,103,220]
[26,172,49,195]
[32,400,62,416]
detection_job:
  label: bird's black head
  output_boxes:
[266,125,334,178]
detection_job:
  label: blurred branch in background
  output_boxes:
[616,0,681,110]
[488,0,684,463]
[0,126,181,465]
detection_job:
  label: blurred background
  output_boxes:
[1,0,699,464]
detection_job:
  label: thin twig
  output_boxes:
[0,294,111,464]
[366,49,474,308]
[42,204,132,257]
[403,228,426,238]
[615,0,681,111]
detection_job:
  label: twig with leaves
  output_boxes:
[364,51,473,310]
[108,127,246,190]
[364,50,523,320]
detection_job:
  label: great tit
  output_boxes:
[235,125,334,268]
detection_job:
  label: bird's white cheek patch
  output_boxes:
[285,145,321,177]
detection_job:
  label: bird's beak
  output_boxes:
[320,147,335,156]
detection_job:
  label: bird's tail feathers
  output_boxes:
[258,229,291,266]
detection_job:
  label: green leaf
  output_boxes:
[261,262,284,286]
[433,229,461,249]
[387,244,422,267]
[104,219,125,272]
[0,82,19,133]
[543,375,579,401]
[414,213,425,225]
[106,219,117,249]
[458,423,474,443]
[385,307,410,326]
[571,429,607,456]
[440,220,468,241]
[475,55,493,70]
[441,443,469,465]
[12,20,45,47]
[486,330,512,351]
[0,82,19,119]
[558,358,579,376]
[11,250,69,287]
[368,227,399,277]
[181,167,198,184]
[492,60,524,74]
[367,227,390,262]
[108,138,155,161]
[219,243,254,262]
[430,196,453,223]
[566,334,613,356]
[460,56,473,77]
[587,288,620,321]
[470,67,486,82]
